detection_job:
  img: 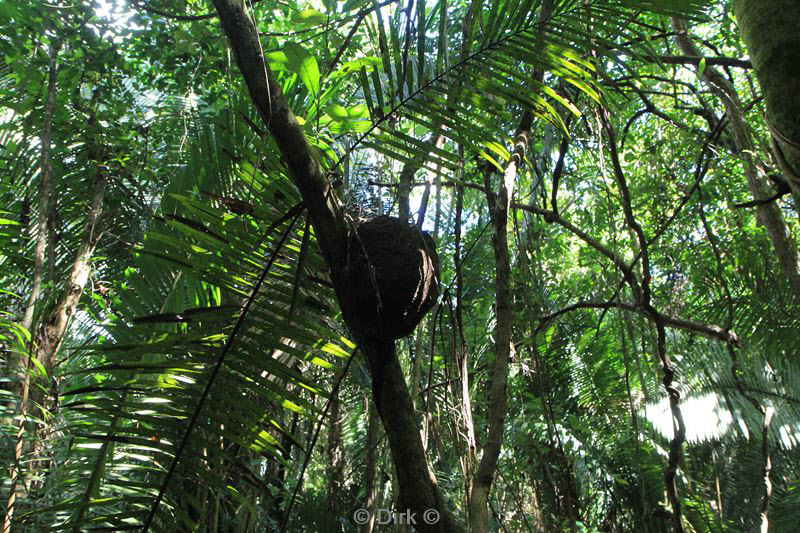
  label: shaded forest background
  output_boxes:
[1,0,799,531]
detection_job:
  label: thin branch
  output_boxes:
[510,202,642,300]
[130,0,217,21]
[602,111,685,533]
[634,54,753,69]
[537,300,738,344]
[324,0,399,76]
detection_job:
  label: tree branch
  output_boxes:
[640,54,753,69]
[210,2,464,531]
[602,111,686,533]
[538,300,739,344]
[212,0,348,269]
[510,202,643,301]
[131,0,217,21]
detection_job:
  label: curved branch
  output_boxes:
[510,202,643,301]
[602,111,685,533]
[538,300,739,344]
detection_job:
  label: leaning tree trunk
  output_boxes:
[471,152,515,532]
[732,0,800,197]
[211,2,465,531]
[32,141,107,412]
[469,2,554,530]
[673,18,800,303]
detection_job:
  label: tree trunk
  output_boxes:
[4,40,60,533]
[416,134,446,228]
[20,40,60,332]
[362,400,380,533]
[732,0,800,196]
[2,344,34,533]
[470,143,516,532]
[360,336,465,532]
[673,18,800,303]
[211,2,465,531]
[454,183,477,505]
[469,3,554,528]
[326,391,345,524]
[33,150,107,403]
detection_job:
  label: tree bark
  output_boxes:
[732,0,800,195]
[211,2,465,530]
[2,344,34,533]
[415,134,446,228]
[360,337,466,532]
[471,136,517,533]
[468,2,554,529]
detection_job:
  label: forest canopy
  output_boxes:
[1,0,799,531]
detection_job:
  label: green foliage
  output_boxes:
[2,0,800,532]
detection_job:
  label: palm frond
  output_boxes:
[15,100,351,531]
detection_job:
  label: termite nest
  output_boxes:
[342,215,440,340]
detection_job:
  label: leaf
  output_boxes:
[483,140,511,163]
[335,57,382,76]
[290,8,326,27]
[697,56,707,77]
[478,150,504,173]
[325,104,350,120]
[342,0,371,12]
[321,342,350,358]
[322,103,371,132]
[30,355,47,379]
[270,43,320,99]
